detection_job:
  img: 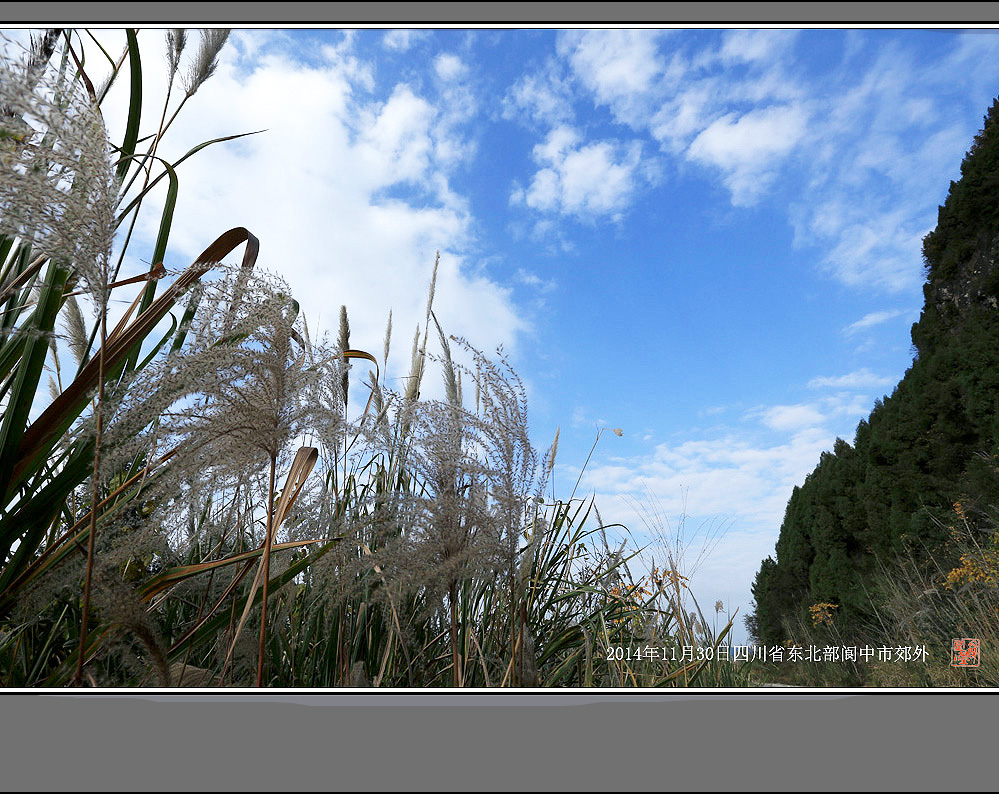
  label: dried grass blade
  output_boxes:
[272,446,318,528]
[222,446,318,671]
[139,539,325,603]
[342,349,379,419]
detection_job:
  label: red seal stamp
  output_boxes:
[951,639,980,667]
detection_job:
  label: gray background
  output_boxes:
[2,3,996,790]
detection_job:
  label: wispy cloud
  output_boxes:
[842,310,908,336]
[517,29,999,295]
[433,53,466,81]
[718,29,799,65]
[789,38,999,293]
[556,29,669,127]
[502,60,575,128]
[807,368,894,390]
[686,104,809,206]
[756,403,827,432]
[574,425,836,536]
[382,29,431,52]
[515,268,557,293]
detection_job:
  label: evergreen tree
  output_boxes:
[750,97,999,644]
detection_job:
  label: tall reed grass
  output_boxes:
[0,29,747,688]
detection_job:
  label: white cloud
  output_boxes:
[514,126,645,220]
[747,393,872,431]
[687,105,809,206]
[515,268,557,293]
[354,86,435,185]
[502,64,575,127]
[575,425,835,538]
[434,53,465,81]
[807,368,894,390]
[549,28,996,296]
[823,211,922,292]
[688,106,807,169]
[512,30,805,223]
[571,382,874,537]
[382,29,430,52]
[758,404,827,432]
[556,29,668,127]
[650,81,722,153]
[788,36,999,294]
[532,124,578,165]
[792,198,924,293]
[719,29,798,65]
[842,310,907,336]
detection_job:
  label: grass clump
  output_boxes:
[753,502,999,687]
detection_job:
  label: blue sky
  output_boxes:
[30,26,999,643]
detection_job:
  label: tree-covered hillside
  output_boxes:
[750,98,999,645]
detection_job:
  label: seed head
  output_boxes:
[0,34,118,302]
[182,29,230,97]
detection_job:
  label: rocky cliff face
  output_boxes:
[928,236,999,314]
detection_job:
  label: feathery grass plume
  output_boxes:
[402,252,440,409]
[0,32,292,687]
[99,266,337,484]
[88,559,173,686]
[182,29,230,98]
[450,338,560,686]
[338,304,350,406]
[404,324,422,404]
[88,267,335,552]
[424,251,438,328]
[0,33,118,304]
[337,304,350,349]
[165,29,188,84]
[379,396,496,686]
[90,32,127,107]
[0,29,60,118]
[432,312,459,407]
[27,29,62,81]
[454,340,540,551]
[542,425,559,496]
[69,265,348,684]
[382,309,392,372]
[61,292,88,365]
[45,331,61,390]
[338,327,558,685]
[0,32,119,685]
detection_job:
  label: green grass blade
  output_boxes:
[114,131,264,228]
[138,539,328,602]
[0,441,93,597]
[166,540,341,665]
[0,262,70,504]
[115,29,142,185]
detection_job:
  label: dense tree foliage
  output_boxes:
[750,98,999,644]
